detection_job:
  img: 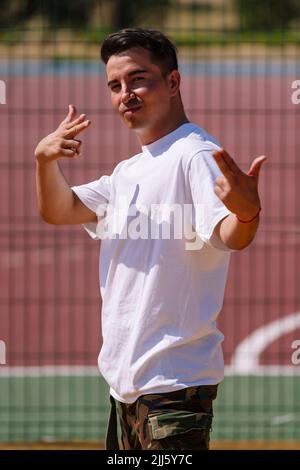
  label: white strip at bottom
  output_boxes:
[225,364,300,376]
[0,365,299,378]
[0,366,99,377]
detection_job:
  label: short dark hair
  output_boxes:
[100,28,178,76]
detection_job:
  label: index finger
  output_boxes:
[61,104,76,125]
[216,148,242,174]
[64,119,91,138]
[212,150,234,179]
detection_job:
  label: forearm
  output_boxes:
[36,159,74,224]
[217,213,260,250]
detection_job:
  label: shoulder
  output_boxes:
[185,124,220,154]
[111,151,143,175]
[179,124,221,170]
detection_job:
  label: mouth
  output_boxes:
[122,106,142,115]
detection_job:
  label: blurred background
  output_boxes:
[0,0,299,449]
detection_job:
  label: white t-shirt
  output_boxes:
[72,123,233,403]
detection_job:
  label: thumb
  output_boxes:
[247,155,267,181]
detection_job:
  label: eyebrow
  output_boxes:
[107,69,148,88]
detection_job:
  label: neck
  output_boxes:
[137,108,189,146]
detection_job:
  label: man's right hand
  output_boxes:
[34,104,91,163]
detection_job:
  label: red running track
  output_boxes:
[0,74,299,368]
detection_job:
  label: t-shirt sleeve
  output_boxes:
[188,149,234,251]
[71,175,110,240]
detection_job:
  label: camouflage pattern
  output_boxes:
[115,384,218,450]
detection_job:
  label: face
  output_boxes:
[106,47,180,140]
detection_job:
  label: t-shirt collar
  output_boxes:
[141,122,197,157]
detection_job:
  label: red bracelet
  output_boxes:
[236,207,261,223]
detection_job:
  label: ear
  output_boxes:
[168,70,181,97]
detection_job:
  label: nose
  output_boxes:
[121,85,136,104]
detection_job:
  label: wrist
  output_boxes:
[35,152,58,165]
[235,206,261,223]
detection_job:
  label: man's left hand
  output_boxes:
[212,148,267,221]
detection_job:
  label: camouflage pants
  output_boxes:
[115,385,218,450]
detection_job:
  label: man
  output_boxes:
[35,28,266,450]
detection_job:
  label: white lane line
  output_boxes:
[225,365,300,375]
[0,364,299,378]
[230,311,300,373]
[0,365,99,377]
[270,414,294,425]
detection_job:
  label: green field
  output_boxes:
[0,375,299,442]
